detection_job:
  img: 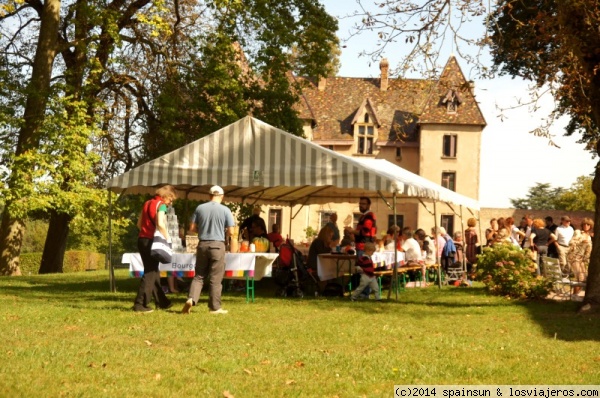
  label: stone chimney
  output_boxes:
[318,77,327,91]
[380,58,389,91]
[468,80,475,95]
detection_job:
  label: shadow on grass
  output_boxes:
[3,273,599,342]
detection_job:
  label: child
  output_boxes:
[350,242,382,301]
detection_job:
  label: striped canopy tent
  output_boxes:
[106,116,479,295]
[106,116,479,209]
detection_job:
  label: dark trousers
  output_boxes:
[188,241,226,311]
[134,238,171,309]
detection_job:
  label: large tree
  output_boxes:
[0,0,61,275]
[348,0,600,311]
[0,0,337,275]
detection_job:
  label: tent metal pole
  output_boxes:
[108,191,116,292]
[434,201,441,289]
[388,192,398,300]
[460,206,466,280]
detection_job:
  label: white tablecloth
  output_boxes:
[316,251,405,281]
[122,252,278,281]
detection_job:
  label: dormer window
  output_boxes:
[356,124,375,154]
[351,98,381,156]
[442,88,462,114]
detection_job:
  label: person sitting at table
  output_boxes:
[350,242,382,301]
[250,220,270,252]
[306,225,335,271]
[240,205,267,241]
[400,227,422,265]
[325,213,341,247]
[267,224,284,251]
[415,228,435,265]
[384,225,400,250]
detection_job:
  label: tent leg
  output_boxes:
[108,191,116,292]
[434,201,442,289]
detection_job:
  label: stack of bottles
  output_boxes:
[166,207,184,253]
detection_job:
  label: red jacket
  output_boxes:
[139,196,163,239]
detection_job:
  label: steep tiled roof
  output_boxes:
[295,56,486,143]
[419,57,487,126]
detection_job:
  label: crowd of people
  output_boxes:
[133,185,593,311]
[484,214,593,292]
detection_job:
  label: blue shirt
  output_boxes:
[191,201,235,242]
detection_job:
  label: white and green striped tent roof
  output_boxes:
[106,116,479,210]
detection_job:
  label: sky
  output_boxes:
[320,0,597,209]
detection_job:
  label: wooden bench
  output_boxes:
[374,264,440,295]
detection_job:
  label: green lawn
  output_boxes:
[1,269,599,397]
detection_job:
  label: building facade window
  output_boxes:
[396,147,402,160]
[441,215,454,236]
[268,209,282,233]
[443,134,457,158]
[387,215,404,231]
[319,211,335,230]
[355,123,376,155]
[441,171,456,191]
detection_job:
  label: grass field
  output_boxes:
[1,269,599,397]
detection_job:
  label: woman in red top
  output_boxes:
[133,185,177,313]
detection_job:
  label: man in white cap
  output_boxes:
[182,185,235,314]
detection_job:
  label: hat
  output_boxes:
[209,185,224,196]
[561,215,571,222]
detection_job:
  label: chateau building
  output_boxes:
[268,56,486,240]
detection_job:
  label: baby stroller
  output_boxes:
[273,239,320,298]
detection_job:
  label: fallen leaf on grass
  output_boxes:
[243,368,252,375]
[88,363,96,368]
[155,373,161,381]
[286,380,296,385]
[223,391,235,398]
[144,340,152,346]
[294,361,304,367]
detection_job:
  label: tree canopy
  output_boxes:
[0,0,338,275]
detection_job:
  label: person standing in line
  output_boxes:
[464,218,479,276]
[553,215,575,276]
[529,218,551,276]
[567,218,593,296]
[545,216,559,258]
[325,213,341,247]
[521,214,534,249]
[182,185,235,315]
[485,218,498,246]
[133,185,177,313]
[344,197,377,258]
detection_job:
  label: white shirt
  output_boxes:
[402,238,422,262]
[555,225,574,246]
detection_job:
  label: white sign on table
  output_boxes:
[122,252,278,280]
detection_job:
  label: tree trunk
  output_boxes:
[38,210,71,274]
[0,0,61,276]
[0,214,24,276]
[580,155,600,313]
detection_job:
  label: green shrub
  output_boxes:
[63,251,106,273]
[476,242,550,299]
[19,253,42,275]
[18,251,105,275]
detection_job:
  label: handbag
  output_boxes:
[151,230,172,263]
